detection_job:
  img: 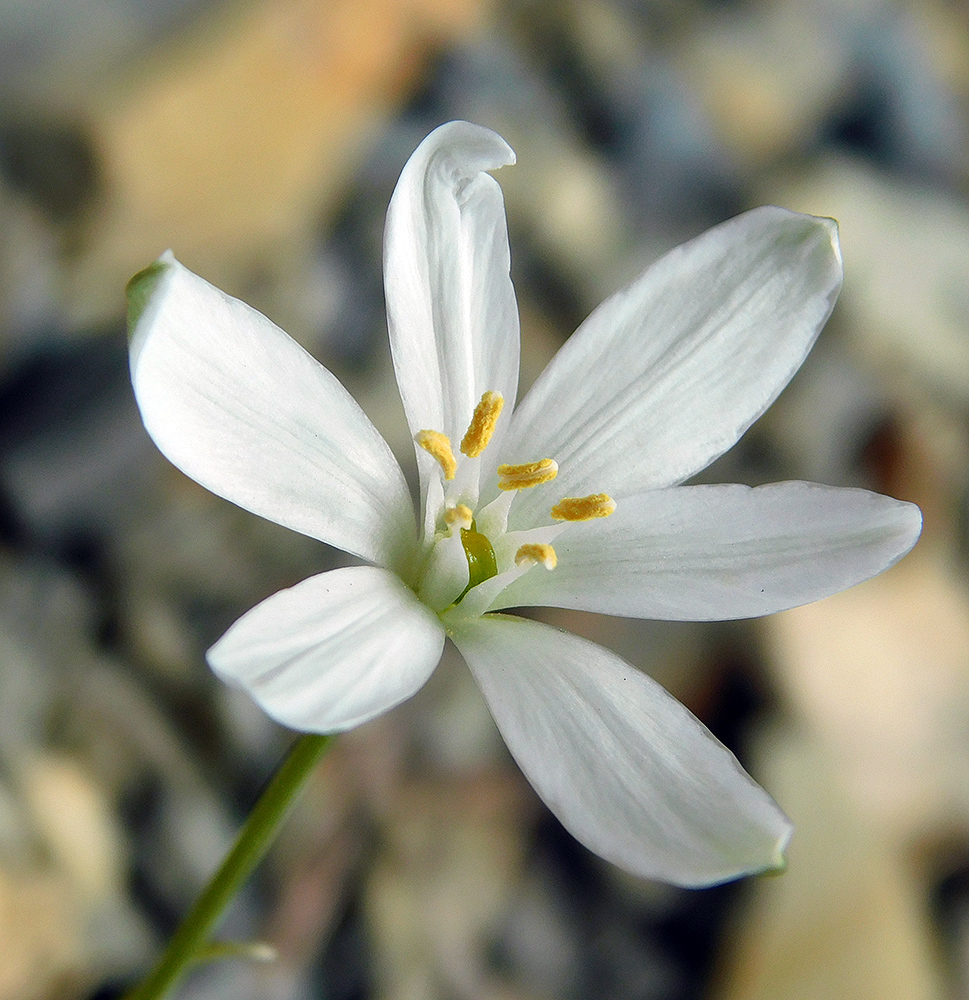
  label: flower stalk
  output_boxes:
[125,733,334,1000]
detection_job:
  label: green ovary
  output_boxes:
[456,522,498,602]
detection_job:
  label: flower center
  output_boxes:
[415,390,615,613]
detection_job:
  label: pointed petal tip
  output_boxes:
[126,255,172,340]
[504,204,847,505]
[784,207,843,276]
[817,212,840,237]
[127,251,417,567]
[455,614,799,888]
[677,784,794,888]
[762,843,791,879]
[756,204,839,237]
[769,813,794,873]
[423,120,516,171]
[869,494,922,573]
[734,814,793,882]
[805,211,842,287]
[816,213,842,269]
[126,251,184,356]
[751,205,842,276]
[678,802,793,888]
[899,498,923,549]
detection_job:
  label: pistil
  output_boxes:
[445,504,474,531]
[420,389,613,611]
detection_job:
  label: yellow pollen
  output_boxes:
[497,458,559,491]
[460,391,504,457]
[444,504,473,532]
[416,429,457,480]
[550,493,617,521]
[515,543,558,570]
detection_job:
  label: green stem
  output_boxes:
[125,733,334,1000]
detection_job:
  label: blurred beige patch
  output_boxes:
[0,867,84,1000]
[769,161,969,408]
[716,731,946,1000]
[717,406,969,1000]
[20,753,126,902]
[68,0,490,324]
[366,771,536,1000]
[681,2,842,165]
[0,754,135,1000]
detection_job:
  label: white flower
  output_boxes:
[127,121,921,887]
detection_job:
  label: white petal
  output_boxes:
[453,615,791,886]
[503,208,842,525]
[129,255,416,571]
[384,122,520,453]
[417,529,469,612]
[207,566,444,733]
[494,482,922,620]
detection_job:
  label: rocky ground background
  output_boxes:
[1,0,968,997]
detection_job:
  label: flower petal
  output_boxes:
[207,566,444,733]
[384,121,519,453]
[453,614,791,886]
[503,208,842,524]
[493,482,922,620]
[129,255,416,571]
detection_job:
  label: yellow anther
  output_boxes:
[461,391,504,457]
[550,493,617,521]
[444,504,473,532]
[515,543,558,570]
[497,458,559,491]
[416,429,457,480]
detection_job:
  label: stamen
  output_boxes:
[497,458,558,491]
[444,504,473,532]
[515,543,558,570]
[416,430,457,480]
[460,391,504,457]
[551,493,616,521]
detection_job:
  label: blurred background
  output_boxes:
[1,0,968,997]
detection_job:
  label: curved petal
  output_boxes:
[494,482,921,620]
[503,208,842,525]
[453,615,791,886]
[128,255,416,571]
[384,121,520,454]
[207,566,444,733]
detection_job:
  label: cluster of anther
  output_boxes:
[417,391,615,605]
